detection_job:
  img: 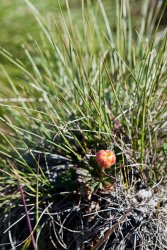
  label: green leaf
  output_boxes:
[164,142,167,157]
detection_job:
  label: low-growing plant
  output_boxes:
[0,0,166,249]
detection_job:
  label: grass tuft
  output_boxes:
[0,0,166,249]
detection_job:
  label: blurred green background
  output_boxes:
[0,0,114,54]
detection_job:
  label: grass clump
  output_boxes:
[0,0,166,249]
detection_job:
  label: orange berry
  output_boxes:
[96,150,116,169]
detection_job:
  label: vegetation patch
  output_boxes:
[0,0,166,249]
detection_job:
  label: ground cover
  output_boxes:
[0,0,166,249]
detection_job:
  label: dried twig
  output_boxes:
[90,206,133,250]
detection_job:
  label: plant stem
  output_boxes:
[18,177,37,250]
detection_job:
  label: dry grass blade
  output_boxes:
[90,206,133,250]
